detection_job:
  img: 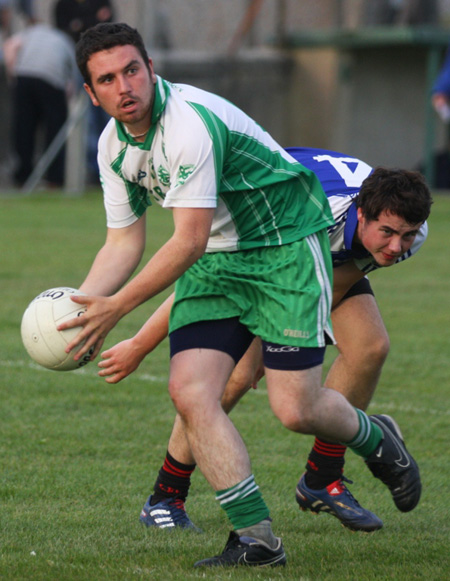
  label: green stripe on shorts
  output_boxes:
[169,230,334,348]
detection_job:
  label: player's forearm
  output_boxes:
[80,243,143,296]
[80,217,146,296]
[331,261,365,309]
[112,234,203,318]
[131,293,174,354]
[112,208,212,318]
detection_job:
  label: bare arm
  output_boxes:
[432,93,450,120]
[3,34,22,80]
[332,260,366,309]
[80,215,146,296]
[61,207,214,359]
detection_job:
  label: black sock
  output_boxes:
[151,450,196,505]
[304,438,346,490]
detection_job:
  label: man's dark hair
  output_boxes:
[76,22,150,87]
[356,167,432,224]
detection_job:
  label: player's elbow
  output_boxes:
[172,207,212,262]
[174,232,208,266]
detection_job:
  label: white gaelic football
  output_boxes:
[21,287,92,371]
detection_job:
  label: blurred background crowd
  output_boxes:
[2,0,450,192]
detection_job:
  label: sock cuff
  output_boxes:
[216,475,270,530]
[347,409,373,448]
[164,450,196,475]
[216,475,259,505]
[313,438,347,456]
[345,409,383,458]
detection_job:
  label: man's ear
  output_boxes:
[356,207,364,223]
[84,83,100,107]
[148,58,157,84]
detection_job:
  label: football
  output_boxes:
[21,287,92,371]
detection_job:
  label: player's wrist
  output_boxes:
[132,330,159,356]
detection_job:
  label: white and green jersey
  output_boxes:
[98,76,334,252]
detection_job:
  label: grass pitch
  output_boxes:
[0,189,449,580]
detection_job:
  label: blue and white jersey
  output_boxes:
[286,147,428,273]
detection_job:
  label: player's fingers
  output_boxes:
[65,319,104,354]
[88,337,105,360]
[69,294,89,306]
[71,332,103,360]
[63,327,88,354]
[103,371,125,384]
[98,346,122,363]
[98,360,117,374]
[70,294,89,302]
[97,359,114,372]
[57,313,88,332]
[100,348,113,360]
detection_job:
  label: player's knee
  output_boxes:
[169,376,223,423]
[168,377,189,415]
[272,404,315,434]
[366,333,390,368]
[340,331,390,371]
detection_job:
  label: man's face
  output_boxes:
[356,208,423,267]
[84,44,157,133]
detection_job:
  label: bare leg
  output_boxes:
[265,365,359,441]
[162,345,275,546]
[326,293,390,409]
[141,345,268,534]
[221,338,263,412]
[299,294,389,526]
[166,414,194,465]
[169,348,251,490]
[167,338,263,465]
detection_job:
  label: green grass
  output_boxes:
[0,189,449,580]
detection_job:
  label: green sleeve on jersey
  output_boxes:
[111,146,152,218]
[186,102,228,193]
[187,101,306,194]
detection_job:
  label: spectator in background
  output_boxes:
[429,45,450,189]
[431,47,450,122]
[0,0,12,39]
[0,1,14,184]
[54,0,114,43]
[54,0,115,183]
[17,0,35,22]
[4,20,77,187]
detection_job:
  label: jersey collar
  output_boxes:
[115,75,170,150]
[344,201,369,258]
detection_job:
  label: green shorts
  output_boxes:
[169,230,334,348]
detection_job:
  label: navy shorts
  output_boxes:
[170,317,326,371]
[341,276,374,300]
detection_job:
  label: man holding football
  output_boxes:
[61,22,429,568]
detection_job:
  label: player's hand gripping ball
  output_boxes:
[21,287,93,371]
